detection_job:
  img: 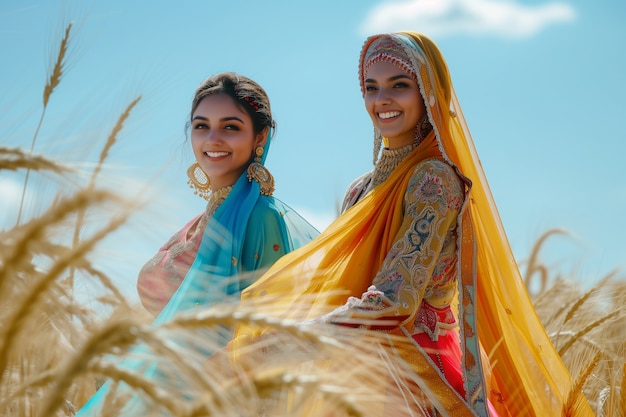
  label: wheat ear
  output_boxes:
[557,310,621,357]
[563,271,616,324]
[561,350,601,417]
[0,203,129,380]
[0,147,71,174]
[90,96,142,185]
[16,21,73,226]
[67,96,142,292]
[0,189,120,292]
[37,319,153,416]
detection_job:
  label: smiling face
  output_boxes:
[191,93,267,191]
[363,61,425,149]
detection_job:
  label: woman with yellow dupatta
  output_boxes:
[233,32,594,416]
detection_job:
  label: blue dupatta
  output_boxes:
[75,135,319,416]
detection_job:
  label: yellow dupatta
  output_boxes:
[238,132,441,316]
[402,32,594,416]
[234,133,478,415]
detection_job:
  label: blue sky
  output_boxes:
[1,0,625,303]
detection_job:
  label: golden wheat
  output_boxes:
[3,16,625,417]
[16,21,74,227]
[0,147,71,174]
[528,229,626,415]
[67,95,142,290]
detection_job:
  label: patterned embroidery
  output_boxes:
[415,172,443,201]
[413,301,457,340]
[360,286,386,309]
[375,271,404,303]
[344,154,465,352]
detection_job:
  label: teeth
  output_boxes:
[206,151,229,157]
[379,111,401,119]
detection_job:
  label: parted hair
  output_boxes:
[190,72,275,136]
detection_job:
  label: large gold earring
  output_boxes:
[247,146,274,196]
[187,162,211,201]
[413,113,433,145]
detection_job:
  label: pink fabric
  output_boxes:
[137,214,203,316]
[412,329,500,416]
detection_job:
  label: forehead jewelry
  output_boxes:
[243,96,260,111]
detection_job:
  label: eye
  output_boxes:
[393,82,409,88]
[224,124,241,131]
[193,122,209,130]
[365,84,378,92]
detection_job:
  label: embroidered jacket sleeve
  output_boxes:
[324,159,463,327]
[369,159,463,325]
[341,172,372,213]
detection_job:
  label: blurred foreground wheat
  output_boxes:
[1,20,624,417]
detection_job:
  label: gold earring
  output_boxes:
[247,146,274,196]
[187,162,211,201]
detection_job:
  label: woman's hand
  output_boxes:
[330,286,410,330]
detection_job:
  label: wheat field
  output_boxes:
[1,22,624,417]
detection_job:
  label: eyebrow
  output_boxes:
[191,115,245,123]
[364,74,413,83]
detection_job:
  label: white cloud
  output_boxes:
[359,0,576,38]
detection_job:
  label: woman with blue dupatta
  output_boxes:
[74,72,318,416]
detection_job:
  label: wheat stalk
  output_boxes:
[600,360,626,417]
[562,271,616,325]
[165,305,345,350]
[0,189,120,293]
[615,363,626,417]
[33,318,147,415]
[66,96,142,292]
[16,22,74,226]
[89,96,142,185]
[43,22,73,108]
[80,263,129,307]
[523,228,568,295]
[0,147,72,174]
[45,362,180,417]
[0,202,129,381]
[556,310,621,357]
[562,350,602,417]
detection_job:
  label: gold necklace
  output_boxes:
[371,143,416,187]
[206,186,233,216]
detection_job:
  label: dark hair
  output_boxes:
[189,72,275,136]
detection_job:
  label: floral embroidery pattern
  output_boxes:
[415,172,443,201]
[374,271,404,303]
